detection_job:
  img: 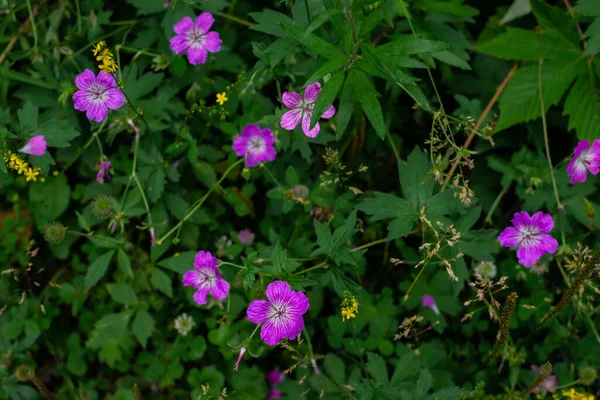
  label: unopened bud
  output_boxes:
[584,198,595,219]
[580,366,597,385]
[241,167,251,181]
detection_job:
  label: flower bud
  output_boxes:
[91,195,116,219]
[241,167,251,181]
[43,221,66,244]
[579,366,597,385]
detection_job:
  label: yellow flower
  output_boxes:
[95,46,119,73]
[216,92,228,105]
[92,41,106,56]
[24,167,40,182]
[341,294,359,321]
[562,389,595,400]
[16,159,29,174]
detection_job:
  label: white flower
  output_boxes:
[174,313,195,336]
[474,260,497,281]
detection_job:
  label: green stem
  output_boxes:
[61,119,109,172]
[75,0,82,33]
[215,12,254,27]
[484,186,509,225]
[351,238,388,252]
[157,159,244,245]
[349,320,366,371]
[386,130,400,161]
[219,261,246,270]
[292,260,328,276]
[25,0,37,51]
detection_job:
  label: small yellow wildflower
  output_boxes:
[15,159,28,174]
[216,92,228,105]
[93,42,119,73]
[24,167,40,182]
[341,293,359,321]
[562,389,595,400]
[92,41,106,56]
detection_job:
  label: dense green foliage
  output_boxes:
[1,0,600,399]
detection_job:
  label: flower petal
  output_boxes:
[301,112,320,138]
[321,105,336,119]
[282,91,302,108]
[260,318,286,346]
[203,31,222,53]
[498,227,520,247]
[187,47,208,65]
[104,88,125,110]
[511,211,531,230]
[195,12,215,34]
[211,278,230,300]
[573,140,590,157]
[288,291,309,315]
[247,300,271,324]
[280,109,302,130]
[266,280,292,304]
[282,314,305,341]
[182,270,202,287]
[75,69,96,90]
[530,212,554,233]
[517,234,558,267]
[193,288,210,305]
[170,35,189,54]
[303,82,321,104]
[568,157,588,184]
[86,103,109,123]
[194,250,218,269]
[174,16,193,35]
[232,135,248,157]
[241,124,261,137]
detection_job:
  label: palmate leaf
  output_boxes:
[310,70,345,129]
[563,74,600,140]
[279,22,342,59]
[346,69,386,139]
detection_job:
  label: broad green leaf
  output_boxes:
[376,37,451,56]
[335,79,355,139]
[366,352,389,384]
[76,211,91,233]
[347,69,386,139]
[390,352,420,385]
[151,267,173,298]
[107,283,139,305]
[117,248,133,278]
[422,0,479,17]
[271,242,288,274]
[477,28,542,61]
[37,119,80,147]
[496,59,583,132]
[357,192,416,240]
[398,147,435,210]
[84,250,116,291]
[305,53,349,85]
[572,0,600,16]
[415,369,433,399]
[303,9,343,38]
[563,74,600,140]
[324,354,345,384]
[86,312,130,349]
[158,251,196,274]
[28,174,70,228]
[530,0,580,47]
[126,0,164,14]
[280,22,342,59]
[310,70,344,129]
[583,19,600,56]
[131,308,154,348]
[263,38,298,69]
[500,0,532,25]
[17,101,38,136]
[250,10,294,37]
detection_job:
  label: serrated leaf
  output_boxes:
[37,119,80,147]
[477,28,542,61]
[117,248,133,278]
[530,0,581,46]
[415,369,432,400]
[347,69,386,139]
[271,242,288,274]
[366,352,389,384]
[158,251,196,274]
[106,283,139,305]
[398,147,435,209]
[131,308,154,348]
[126,0,164,14]
[76,211,91,233]
[305,53,349,86]
[152,267,173,298]
[310,71,344,129]
[390,352,419,385]
[572,0,600,16]
[84,250,115,291]
[500,0,532,25]
[324,354,346,384]
[17,101,38,135]
[563,73,600,139]
[250,10,294,37]
[335,79,355,139]
[86,312,129,349]
[280,22,342,59]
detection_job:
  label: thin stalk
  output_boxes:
[349,320,366,371]
[484,186,509,225]
[25,0,37,51]
[386,130,400,161]
[292,260,328,276]
[215,12,254,27]
[157,159,244,245]
[351,238,388,253]
[538,57,564,212]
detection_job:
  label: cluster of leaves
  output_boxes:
[0,0,599,400]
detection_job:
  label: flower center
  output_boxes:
[518,226,539,247]
[87,82,107,103]
[187,28,205,47]
[249,137,266,153]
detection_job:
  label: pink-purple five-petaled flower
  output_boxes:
[183,250,230,305]
[567,139,600,184]
[247,281,309,346]
[73,69,124,122]
[280,82,336,138]
[96,161,112,184]
[498,211,558,267]
[170,13,222,65]
[232,124,277,167]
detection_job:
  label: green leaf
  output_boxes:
[131,308,154,348]
[530,0,581,47]
[117,248,133,278]
[398,147,435,210]
[366,352,389,384]
[496,59,583,132]
[415,369,433,399]
[147,168,165,203]
[126,0,165,14]
[280,22,342,59]
[84,250,115,291]
[250,10,294,37]
[158,251,195,274]
[37,119,80,147]
[324,354,346,384]
[500,0,532,25]
[310,70,345,129]
[356,192,415,240]
[583,19,600,56]
[271,242,288,274]
[107,283,139,305]
[189,336,207,359]
[151,267,173,298]
[376,37,451,56]
[303,9,343,37]
[17,101,38,136]
[335,79,355,139]
[572,0,600,16]
[304,53,349,85]
[563,74,600,139]
[125,71,165,103]
[86,312,130,349]
[76,211,91,233]
[347,69,386,139]
[390,352,420,385]
[477,28,542,61]
[28,174,70,228]
[422,0,479,17]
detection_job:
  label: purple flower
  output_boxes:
[246,281,309,346]
[96,161,112,184]
[20,135,46,156]
[267,390,282,399]
[232,124,277,168]
[169,13,222,65]
[567,140,600,184]
[183,250,230,305]
[531,365,559,394]
[280,82,336,138]
[233,347,246,371]
[498,211,559,267]
[237,229,255,245]
[422,295,440,315]
[266,370,285,387]
[73,70,124,122]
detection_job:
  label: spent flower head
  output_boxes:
[174,313,195,336]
